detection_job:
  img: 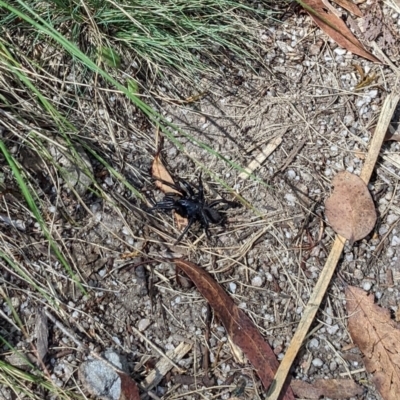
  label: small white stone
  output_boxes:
[122,226,130,236]
[284,193,296,205]
[104,176,113,186]
[343,115,354,125]
[387,214,399,224]
[296,306,303,314]
[379,225,389,236]
[112,336,121,346]
[363,281,372,291]
[229,282,237,294]
[312,358,324,367]
[98,268,106,277]
[309,338,319,348]
[356,98,366,107]
[287,169,296,179]
[391,236,400,246]
[368,89,378,98]
[138,318,151,332]
[327,324,339,335]
[334,48,346,55]
[251,276,263,287]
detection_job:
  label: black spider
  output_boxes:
[149,174,240,244]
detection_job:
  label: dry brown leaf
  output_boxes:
[325,171,376,242]
[151,151,187,230]
[346,286,400,400]
[332,0,362,16]
[174,259,294,399]
[151,152,180,194]
[291,378,364,399]
[300,0,381,63]
[118,372,140,400]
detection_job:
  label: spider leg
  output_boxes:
[179,179,196,198]
[148,195,179,212]
[177,173,203,199]
[207,199,240,209]
[174,217,195,245]
[197,172,205,202]
[199,208,212,240]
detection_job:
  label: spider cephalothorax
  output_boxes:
[150,174,240,244]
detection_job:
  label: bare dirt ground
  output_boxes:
[2,1,400,399]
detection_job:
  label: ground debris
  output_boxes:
[346,286,400,400]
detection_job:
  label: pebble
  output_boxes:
[379,225,389,236]
[327,324,339,335]
[362,281,372,291]
[334,48,346,55]
[284,193,296,205]
[354,269,364,280]
[309,338,319,348]
[229,282,237,294]
[122,226,130,236]
[312,358,323,367]
[11,297,20,308]
[138,318,151,332]
[391,236,400,246]
[251,276,264,287]
[48,205,57,213]
[345,253,354,262]
[387,214,399,224]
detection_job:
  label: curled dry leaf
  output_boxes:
[151,152,180,194]
[174,259,294,399]
[151,151,187,230]
[291,378,364,399]
[346,286,400,400]
[325,171,376,242]
[301,0,380,63]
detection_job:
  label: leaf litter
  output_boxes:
[346,286,400,400]
[174,259,295,399]
[291,378,364,399]
[151,147,188,231]
[325,171,377,243]
[299,0,381,63]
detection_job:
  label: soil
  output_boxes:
[2,1,400,399]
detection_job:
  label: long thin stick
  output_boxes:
[267,91,400,400]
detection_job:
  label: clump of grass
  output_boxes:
[1,0,276,82]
